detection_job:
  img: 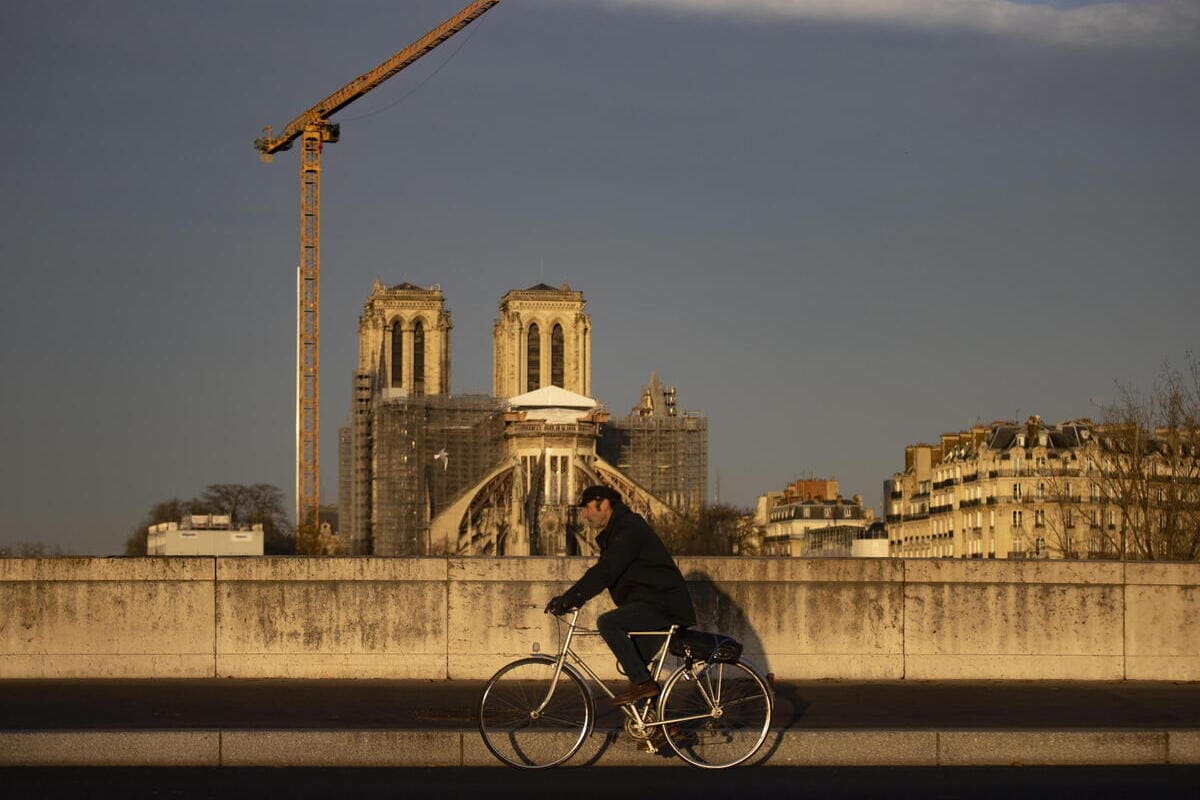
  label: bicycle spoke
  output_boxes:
[479,658,593,769]
[659,661,772,769]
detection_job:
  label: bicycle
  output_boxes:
[478,608,773,769]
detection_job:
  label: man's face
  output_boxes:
[580,498,612,530]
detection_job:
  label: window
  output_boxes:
[526,323,540,391]
[1013,483,1022,500]
[1012,510,1023,527]
[1034,509,1045,527]
[390,321,403,388]
[548,455,568,505]
[550,324,564,388]
[412,320,425,396]
[1037,483,1045,499]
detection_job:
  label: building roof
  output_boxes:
[508,385,597,410]
[524,282,560,292]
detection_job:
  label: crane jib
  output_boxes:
[255,0,499,155]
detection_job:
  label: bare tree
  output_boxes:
[1083,355,1200,560]
[657,504,756,556]
[123,497,190,556]
[198,484,250,525]
[0,541,70,557]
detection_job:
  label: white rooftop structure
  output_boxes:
[507,386,598,424]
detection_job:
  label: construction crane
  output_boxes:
[254,1,501,540]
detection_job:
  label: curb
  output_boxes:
[2,729,1198,767]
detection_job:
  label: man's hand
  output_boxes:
[544,595,574,615]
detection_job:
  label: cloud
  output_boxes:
[567,0,1200,47]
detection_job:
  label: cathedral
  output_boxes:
[338,282,706,556]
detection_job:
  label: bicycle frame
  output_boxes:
[536,609,694,730]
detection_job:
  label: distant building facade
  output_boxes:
[755,479,876,557]
[147,515,263,556]
[881,415,1197,560]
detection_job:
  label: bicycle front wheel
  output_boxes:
[659,660,772,769]
[478,656,594,769]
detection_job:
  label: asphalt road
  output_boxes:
[5,766,1200,799]
[2,679,1198,730]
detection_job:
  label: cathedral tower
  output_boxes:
[492,283,591,398]
[358,281,451,396]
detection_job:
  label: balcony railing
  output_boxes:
[960,498,982,509]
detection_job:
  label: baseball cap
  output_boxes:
[577,485,622,507]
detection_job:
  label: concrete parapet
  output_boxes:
[903,560,1125,679]
[1,557,1198,680]
[0,557,215,679]
[215,557,447,678]
[680,557,905,680]
[1124,562,1200,681]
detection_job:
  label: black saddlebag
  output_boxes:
[668,629,743,663]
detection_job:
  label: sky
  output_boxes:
[1,0,1197,554]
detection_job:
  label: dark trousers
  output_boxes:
[596,602,676,685]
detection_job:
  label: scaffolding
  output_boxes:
[368,394,506,555]
[598,411,708,515]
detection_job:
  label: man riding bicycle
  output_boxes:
[544,485,696,706]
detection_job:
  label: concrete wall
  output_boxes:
[0,557,1196,681]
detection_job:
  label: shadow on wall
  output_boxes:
[683,569,768,677]
[684,569,800,763]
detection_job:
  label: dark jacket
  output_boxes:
[562,504,696,626]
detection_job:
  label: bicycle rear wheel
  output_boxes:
[478,656,594,768]
[659,659,772,769]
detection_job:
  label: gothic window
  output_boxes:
[390,321,403,388]
[551,323,564,388]
[527,323,540,392]
[412,320,425,396]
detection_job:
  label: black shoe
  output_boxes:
[611,679,659,706]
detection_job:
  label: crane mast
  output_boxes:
[255,1,501,542]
